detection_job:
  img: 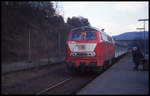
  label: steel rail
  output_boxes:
[36,77,72,95]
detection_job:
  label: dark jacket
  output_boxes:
[132,49,144,62]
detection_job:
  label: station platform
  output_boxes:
[77,53,149,95]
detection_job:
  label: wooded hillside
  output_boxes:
[1,1,91,64]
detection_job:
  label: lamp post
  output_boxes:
[137,19,148,58]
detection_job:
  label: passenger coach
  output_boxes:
[66,26,115,71]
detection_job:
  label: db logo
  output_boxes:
[78,45,85,50]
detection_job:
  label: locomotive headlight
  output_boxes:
[70,52,77,56]
[89,52,96,56]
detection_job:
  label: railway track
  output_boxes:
[2,53,127,95]
[35,54,127,95]
[34,68,106,94]
[37,78,72,95]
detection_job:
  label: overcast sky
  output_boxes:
[53,1,149,36]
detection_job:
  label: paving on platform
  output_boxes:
[77,53,149,95]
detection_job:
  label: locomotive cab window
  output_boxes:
[107,36,112,43]
[70,32,82,40]
[101,32,108,41]
[99,32,103,40]
[84,32,96,40]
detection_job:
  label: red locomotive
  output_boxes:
[66,26,115,71]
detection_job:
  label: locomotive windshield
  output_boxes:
[69,31,96,40]
[69,32,82,40]
[84,32,96,40]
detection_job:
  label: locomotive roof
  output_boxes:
[71,26,100,32]
[71,26,110,37]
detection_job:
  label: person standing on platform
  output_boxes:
[131,46,144,71]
